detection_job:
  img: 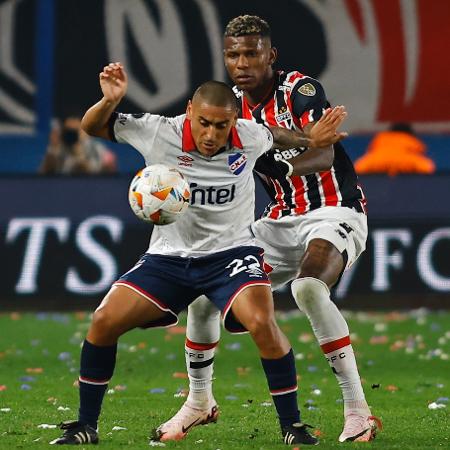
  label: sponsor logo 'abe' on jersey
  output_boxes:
[233,71,367,219]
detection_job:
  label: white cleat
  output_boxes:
[338,414,382,442]
[152,401,219,442]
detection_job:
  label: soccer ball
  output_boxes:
[128,164,190,225]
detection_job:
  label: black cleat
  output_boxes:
[281,422,319,445]
[49,420,98,445]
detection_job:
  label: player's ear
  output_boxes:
[186,100,192,119]
[269,46,277,66]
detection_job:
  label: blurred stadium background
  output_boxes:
[1,0,450,311]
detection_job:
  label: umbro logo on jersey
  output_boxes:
[177,155,194,167]
[228,152,247,175]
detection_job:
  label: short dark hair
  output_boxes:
[224,15,271,39]
[192,80,237,109]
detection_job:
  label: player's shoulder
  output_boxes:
[280,70,324,96]
[236,119,271,149]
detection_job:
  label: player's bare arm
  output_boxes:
[81,62,128,140]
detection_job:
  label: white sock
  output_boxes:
[291,277,370,417]
[185,296,221,410]
[185,340,217,409]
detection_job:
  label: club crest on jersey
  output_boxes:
[276,106,292,123]
[298,82,316,96]
[228,152,247,175]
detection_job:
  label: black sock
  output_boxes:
[261,348,300,427]
[78,340,117,429]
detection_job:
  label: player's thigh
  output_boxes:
[299,207,368,286]
[115,253,198,327]
[230,285,276,332]
[91,284,167,336]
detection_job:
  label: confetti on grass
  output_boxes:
[149,388,166,394]
[428,402,446,410]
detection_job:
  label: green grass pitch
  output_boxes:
[0,310,449,449]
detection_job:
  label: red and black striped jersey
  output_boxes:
[233,70,367,219]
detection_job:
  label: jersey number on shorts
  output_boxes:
[226,255,264,278]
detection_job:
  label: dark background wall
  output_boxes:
[0,0,449,309]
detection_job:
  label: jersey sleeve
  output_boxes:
[109,112,164,159]
[291,77,328,128]
[253,123,274,156]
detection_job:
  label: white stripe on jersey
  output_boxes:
[331,166,343,203]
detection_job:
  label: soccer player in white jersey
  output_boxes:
[50,62,348,446]
[158,15,381,444]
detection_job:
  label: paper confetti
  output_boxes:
[172,372,188,379]
[428,402,446,410]
[112,426,127,431]
[149,441,166,447]
[19,376,36,382]
[38,424,57,429]
[57,406,70,411]
[0,408,11,412]
[225,343,241,351]
[149,388,166,394]
[26,368,43,374]
[0,385,7,391]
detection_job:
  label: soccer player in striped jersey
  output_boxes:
[158,15,381,444]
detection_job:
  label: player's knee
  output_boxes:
[291,276,330,312]
[91,308,121,341]
[246,312,277,339]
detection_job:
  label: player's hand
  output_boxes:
[309,106,348,148]
[99,62,128,103]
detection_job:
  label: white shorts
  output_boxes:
[251,206,368,290]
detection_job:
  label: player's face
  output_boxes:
[223,35,276,91]
[187,100,238,156]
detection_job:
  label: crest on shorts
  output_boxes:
[298,82,316,96]
[228,152,247,175]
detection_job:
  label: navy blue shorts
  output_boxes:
[114,246,270,333]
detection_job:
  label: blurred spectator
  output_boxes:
[354,123,435,176]
[39,116,117,175]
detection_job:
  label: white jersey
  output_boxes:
[112,113,273,256]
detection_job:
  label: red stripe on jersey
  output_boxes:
[263,98,276,126]
[241,98,253,119]
[320,171,339,206]
[320,335,351,354]
[287,72,305,85]
[290,175,308,214]
[267,179,286,219]
[300,109,313,128]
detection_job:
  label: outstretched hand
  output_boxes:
[99,62,128,103]
[309,106,348,148]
